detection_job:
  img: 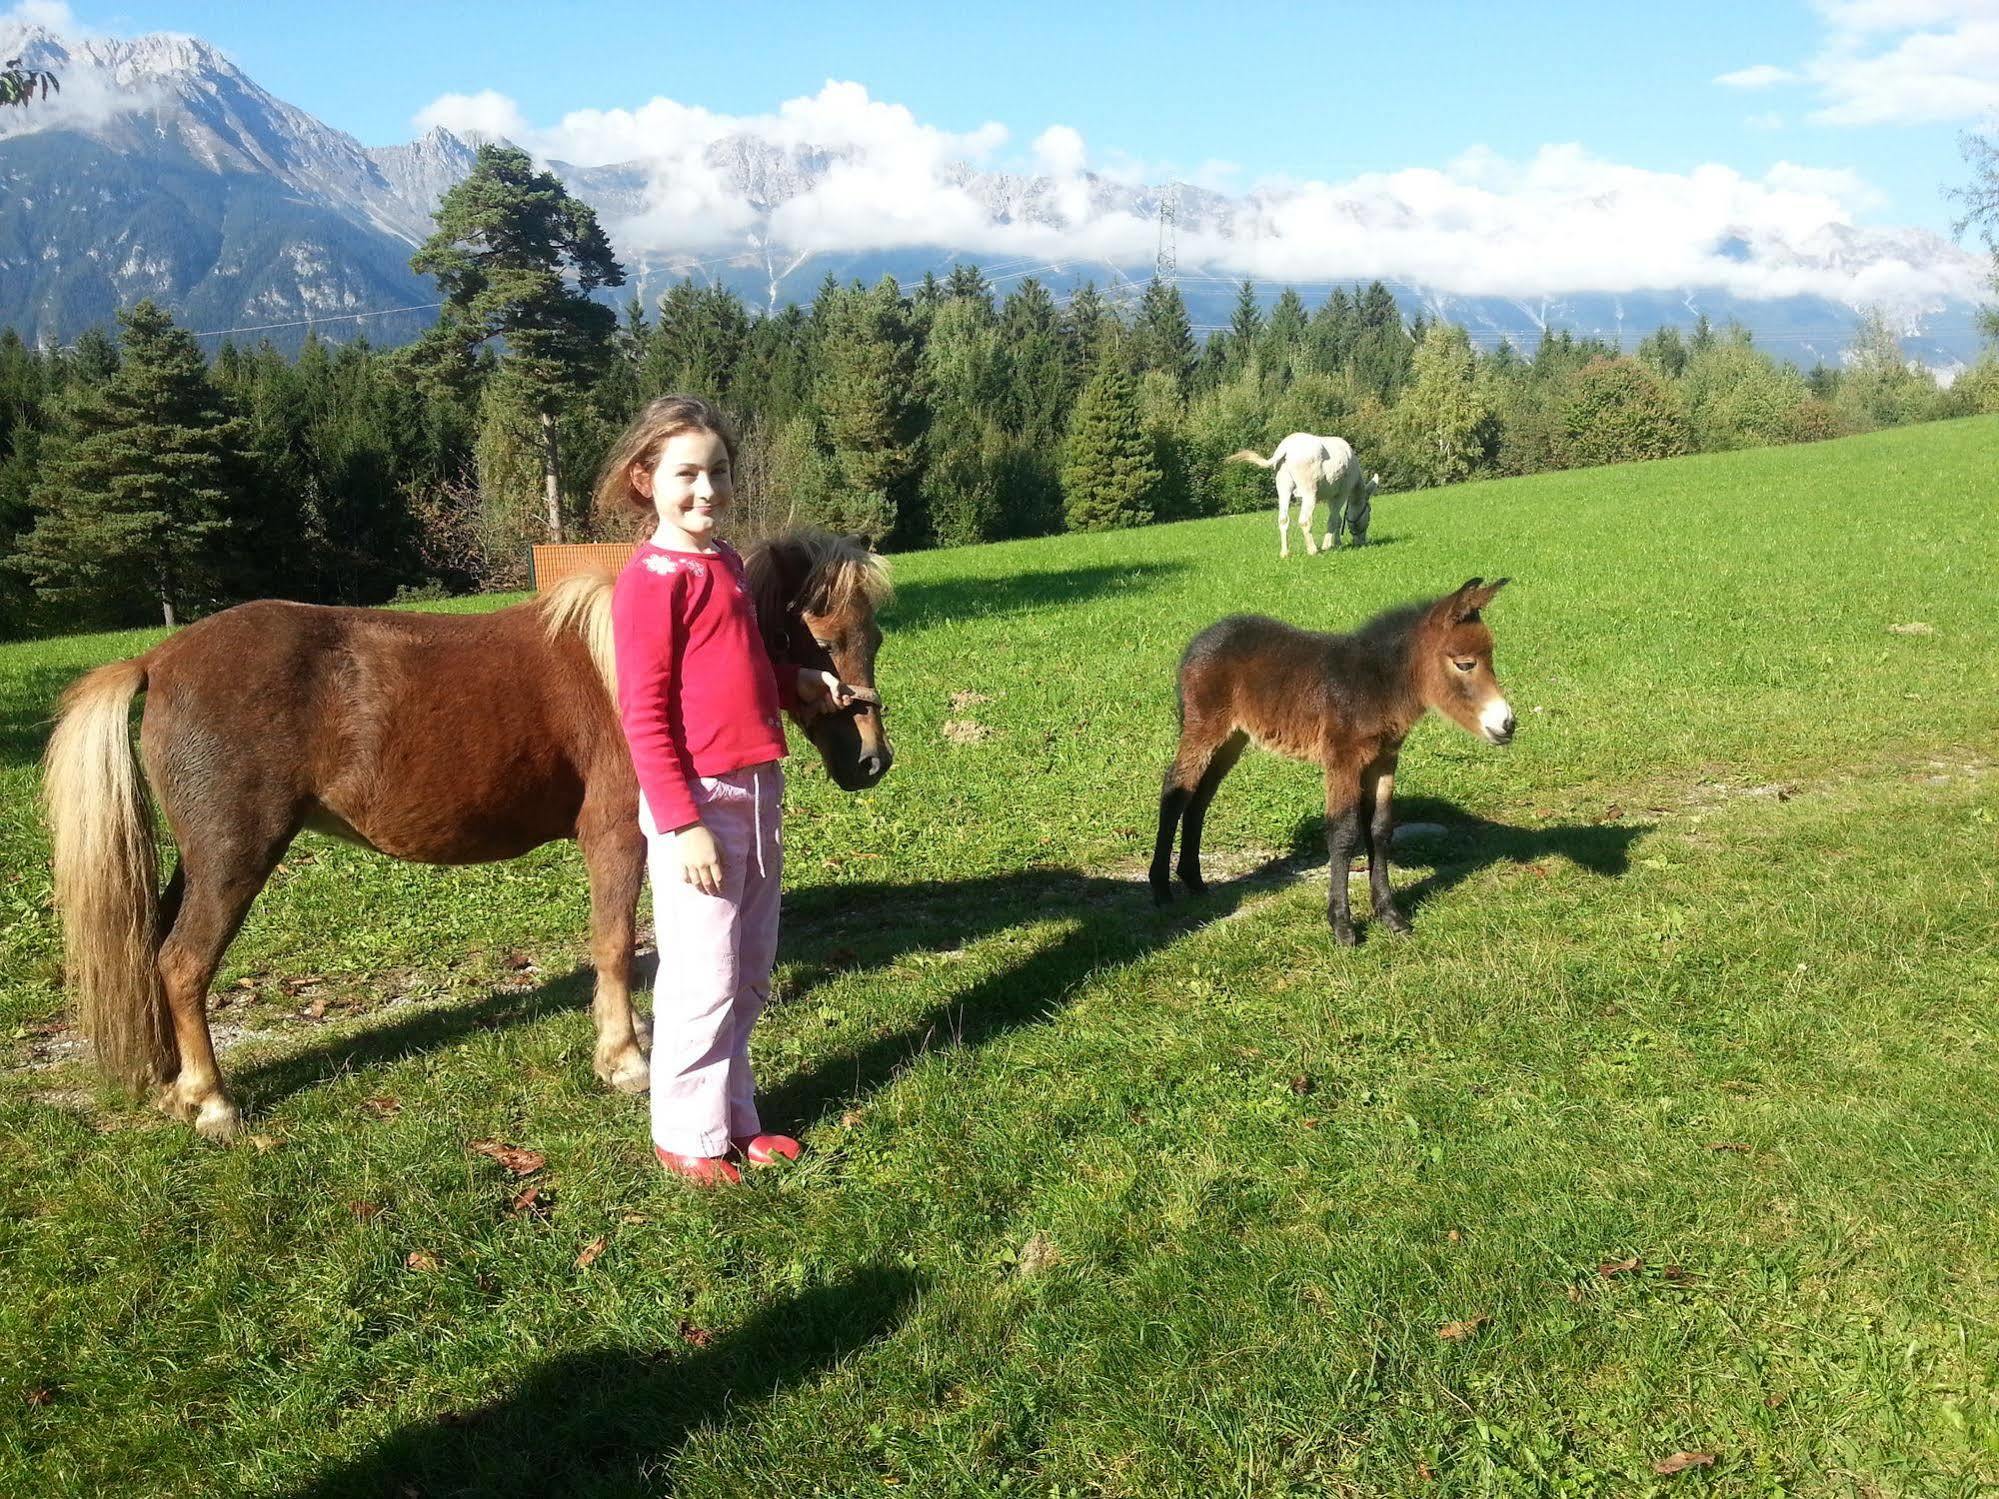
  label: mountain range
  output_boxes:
[1,21,1989,370]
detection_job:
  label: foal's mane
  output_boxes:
[536,529,892,704]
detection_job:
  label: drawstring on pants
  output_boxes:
[752,766,766,878]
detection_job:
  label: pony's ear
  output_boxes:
[845,530,877,554]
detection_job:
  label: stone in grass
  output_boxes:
[1390,822,1448,852]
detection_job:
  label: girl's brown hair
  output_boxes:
[591,395,739,537]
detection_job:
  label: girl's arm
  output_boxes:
[611,567,701,833]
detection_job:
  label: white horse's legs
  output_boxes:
[1297,488,1320,556]
[1276,480,1295,558]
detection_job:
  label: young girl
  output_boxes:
[599,396,850,1186]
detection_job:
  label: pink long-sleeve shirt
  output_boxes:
[611,541,790,831]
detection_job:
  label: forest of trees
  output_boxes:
[5,143,1998,637]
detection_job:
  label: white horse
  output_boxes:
[1228,434,1379,559]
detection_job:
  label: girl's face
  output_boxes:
[636,429,733,549]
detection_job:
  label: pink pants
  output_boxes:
[639,762,783,1156]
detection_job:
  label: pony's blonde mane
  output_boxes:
[539,570,620,699]
[795,530,894,616]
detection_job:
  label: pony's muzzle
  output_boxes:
[1480,700,1516,746]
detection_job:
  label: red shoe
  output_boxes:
[654,1146,741,1186]
[731,1134,802,1166]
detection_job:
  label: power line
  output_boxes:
[187,302,444,340]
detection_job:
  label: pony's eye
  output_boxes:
[1453,659,1475,672]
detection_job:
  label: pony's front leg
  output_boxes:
[1275,485,1294,559]
[1323,761,1364,947]
[1298,487,1320,556]
[580,818,649,1094]
[1362,759,1409,934]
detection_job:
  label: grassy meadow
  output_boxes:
[2,416,1997,1496]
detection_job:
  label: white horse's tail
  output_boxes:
[1226,448,1277,470]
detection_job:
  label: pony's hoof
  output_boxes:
[1379,909,1413,936]
[195,1099,242,1140]
[596,1049,651,1094]
[1331,921,1359,948]
[1177,872,1207,898]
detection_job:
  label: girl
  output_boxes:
[599,396,851,1186]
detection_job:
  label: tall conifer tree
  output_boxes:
[409,144,624,541]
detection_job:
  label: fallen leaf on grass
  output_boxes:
[1437,1315,1489,1341]
[1663,1265,1690,1282]
[360,1096,401,1119]
[405,1250,439,1272]
[301,998,327,1020]
[1446,1229,1462,1243]
[1653,1451,1716,1475]
[1600,804,1624,821]
[574,1236,608,1270]
[469,1140,545,1176]
[678,1319,714,1348]
[1289,1075,1315,1095]
[1598,1256,1642,1278]
[23,1387,53,1407]
[506,1187,550,1219]
[619,1212,649,1226]
[249,1134,279,1152]
[839,1109,863,1129]
[1415,1460,1434,1482]
[348,1201,381,1221]
[1705,1141,1751,1153]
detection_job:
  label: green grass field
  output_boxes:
[3,418,1997,1496]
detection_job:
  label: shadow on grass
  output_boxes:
[286,1266,921,1499]
[228,970,594,1116]
[227,800,1642,1131]
[883,559,1190,632]
[1272,792,1650,927]
[0,664,79,770]
[762,799,1645,1127]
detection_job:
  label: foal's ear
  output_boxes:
[1443,575,1509,622]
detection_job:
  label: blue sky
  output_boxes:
[62,0,1991,235]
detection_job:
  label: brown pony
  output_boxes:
[40,530,892,1138]
[1151,578,1514,945]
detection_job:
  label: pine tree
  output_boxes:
[1227,280,1263,372]
[810,278,923,544]
[408,143,625,541]
[15,301,253,627]
[1060,363,1160,531]
[1062,282,1114,386]
[1133,278,1197,391]
[945,263,994,318]
[998,279,1067,447]
[1260,287,1308,377]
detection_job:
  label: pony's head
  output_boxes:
[746,530,895,790]
[1418,577,1514,746]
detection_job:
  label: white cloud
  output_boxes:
[1717,64,1797,88]
[1745,110,1787,128]
[409,83,1984,309]
[1717,0,1999,124]
[413,89,531,143]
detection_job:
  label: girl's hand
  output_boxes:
[795,667,857,710]
[677,824,724,895]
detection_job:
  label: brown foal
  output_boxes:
[1151,577,1514,945]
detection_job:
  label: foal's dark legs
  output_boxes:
[1176,731,1247,896]
[1360,759,1410,934]
[1323,762,1364,946]
[1152,726,1246,903]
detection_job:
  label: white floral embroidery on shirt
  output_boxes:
[642,555,679,577]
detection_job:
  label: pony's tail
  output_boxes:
[41,656,176,1094]
[1226,448,1277,469]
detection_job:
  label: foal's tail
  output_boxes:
[1226,448,1278,469]
[41,656,176,1093]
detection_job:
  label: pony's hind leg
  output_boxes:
[579,810,648,1094]
[155,835,293,1137]
[1177,730,1247,895]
